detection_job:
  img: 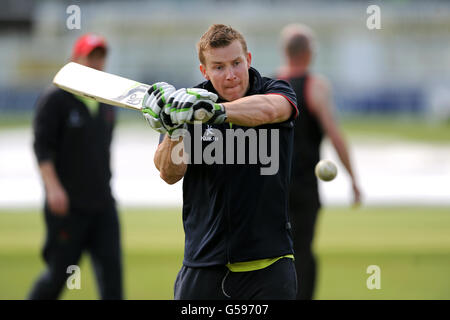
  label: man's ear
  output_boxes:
[199,64,209,80]
[247,52,252,68]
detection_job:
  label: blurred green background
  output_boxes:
[1,206,449,300]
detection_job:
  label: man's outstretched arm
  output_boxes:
[223,94,294,127]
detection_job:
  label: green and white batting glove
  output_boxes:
[141,82,176,134]
[158,88,187,136]
[165,88,227,125]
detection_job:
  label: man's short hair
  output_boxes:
[197,24,248,65]
[281,23,316,58]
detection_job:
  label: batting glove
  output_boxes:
[141,82,176,134]
[164,88,227,125]
[158,89,187,136]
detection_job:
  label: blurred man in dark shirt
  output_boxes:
[29,33,122,300]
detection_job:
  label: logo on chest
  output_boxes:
[201,125,219,142]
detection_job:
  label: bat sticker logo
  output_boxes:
[115,84,149,106]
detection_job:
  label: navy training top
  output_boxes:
[173,67,298,266]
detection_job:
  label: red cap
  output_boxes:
[71,33,107,60]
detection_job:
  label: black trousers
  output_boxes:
[289,200,320,300]
[28,204,123,300]
[174,257,297,300]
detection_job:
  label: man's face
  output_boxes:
[76,47,106,71]
[200,40,252,102]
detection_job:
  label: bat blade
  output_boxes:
[53,62,149,111]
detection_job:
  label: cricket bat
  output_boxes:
[53,62,207,119]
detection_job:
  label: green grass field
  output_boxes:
[1,206,449,300]
[339,116,450,143]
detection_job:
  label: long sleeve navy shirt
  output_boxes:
[33,86,116,212]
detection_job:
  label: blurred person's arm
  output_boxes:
[38,161,69,215]
[33,88,69,215]
[308,75,361,206]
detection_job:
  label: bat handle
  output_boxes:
[194,109,207,121]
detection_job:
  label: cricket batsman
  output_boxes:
[142,24,299,299]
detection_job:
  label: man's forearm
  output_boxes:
[322,121,355,180]
[154,135,187,184]
[332,135,355,179]
[223,94,292,127]
[39,160,63,192]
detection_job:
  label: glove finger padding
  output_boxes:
[165,88,225,125]
[175,93,197,124]
[167,89,187,125]
[143,82,174,112]
[142,82,176,134]
[142,82,175,115]
[186,88,218,102]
